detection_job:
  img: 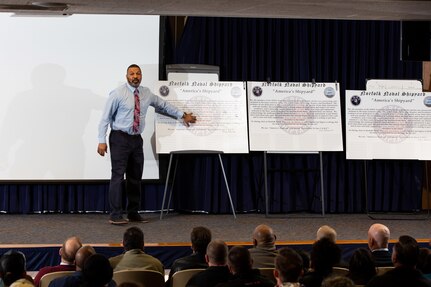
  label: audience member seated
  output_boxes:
[367,223,392,267]
[296,250,310,274]
[33,236,82,287]
[273,247,304,287]
[9,278,35,287]
[48,245,107,287]
[81,254,114,287]
[186,239,230,287]
[0,250,34,287]
[300,238,341,287]
[167,226,211,283]
[321,275,354,287]
[109,227,164,273]
[417,248,431,280]
[347,248,377,285]
[316,225,337,243]
[249,224,278,268]
[216,246,273,287]
[366,235,431,287]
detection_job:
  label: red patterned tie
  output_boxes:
[133,89,140,133]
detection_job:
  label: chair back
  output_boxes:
[332,267,349,276]
[113,269,165,287]
[258,268,276,283]
[376,266,394,275]
[171,268,206,287]
[39,271,75,287]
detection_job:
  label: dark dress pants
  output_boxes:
[108,130,144,219]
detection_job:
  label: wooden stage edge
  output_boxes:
[1,239,429,249]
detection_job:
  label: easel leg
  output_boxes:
[218,154,237,219]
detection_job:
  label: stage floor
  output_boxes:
[0,212,430,245]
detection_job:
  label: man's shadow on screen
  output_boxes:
[0,63,104,179]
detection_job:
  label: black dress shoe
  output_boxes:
[127,213,149,223]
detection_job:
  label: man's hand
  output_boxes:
[182,112,197,127]
[97,143,108,156]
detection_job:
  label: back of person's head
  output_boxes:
[8,278,34,287]
[321,276,354,287]
[75,245,96,271]
[0,251,27,286]
[296,250,310,274]
[252,224,276,247]
[310,238,341,275]
[367,223,390,250]
[316,225,337,243]
[227,246,252,274]
[82,254,113,287]
[274,247,303,284]
[123,227,144,251]
[348,248,376,284]
[392,235,419,268]
[190,226,212,254]
[60,236,82,264]
[417,248,431,274]
[206,240,228,265]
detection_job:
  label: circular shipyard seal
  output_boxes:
[184,95,220,136]
[276,96,314,135]
[159,85,170,97]
[424,96,431,107]
[373,105,412,144]
[350,95,361,106]
[231,86,242,98]
[252,86,263,97]
[324,86,336,98]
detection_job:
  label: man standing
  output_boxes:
[98,64,196,224]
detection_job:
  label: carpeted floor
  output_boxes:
[0,212,430,245]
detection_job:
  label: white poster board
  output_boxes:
[345,89,431,160]
[155,81,249,154]
[247,82,343,152]
[0,14,160,180]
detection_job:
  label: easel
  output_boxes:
[362,79,430,220]
[263,151,325,217]
[159,151,237,219]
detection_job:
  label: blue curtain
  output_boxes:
[0,17,424,214]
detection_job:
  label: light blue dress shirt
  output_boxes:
[98,83,183,143]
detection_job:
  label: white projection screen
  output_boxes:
[0,13,161,180]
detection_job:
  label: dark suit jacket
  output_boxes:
[186,265,231,287]
[371,249,393,267]
[167,252,208,286]
[366,266,431,287]
[215,269,273,287]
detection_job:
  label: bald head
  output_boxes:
[316,225,337,243]
[368,223,390,250]
[252,224,276,247]
[60,236,82,264]
[206,240,228,266]
[75,245,96,271]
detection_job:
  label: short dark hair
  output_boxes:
[127,64,141,72]
[228,246,252,274]
[123,227,144,251]
[0,250,26,286]
[82,254,113,287]
[393,235,419,267]
[191,226,212,253]
[206,240,228,265]
[275,247,303,283]
[348,248,376,284]
[310,238,341,274]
